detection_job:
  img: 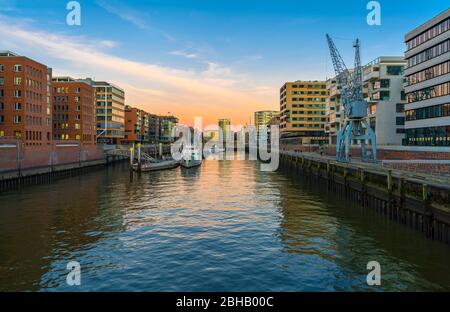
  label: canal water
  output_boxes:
[1,160,449,291]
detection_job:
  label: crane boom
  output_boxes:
[325,34,377,163]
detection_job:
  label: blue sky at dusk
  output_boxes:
[0,0,448,125]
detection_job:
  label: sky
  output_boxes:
[0,0,448,126]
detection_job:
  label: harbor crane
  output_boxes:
[326,34,377,162]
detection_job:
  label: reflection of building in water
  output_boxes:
[0,167,127,291]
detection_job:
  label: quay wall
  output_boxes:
[0,139,128,192]
[279,152,450,244]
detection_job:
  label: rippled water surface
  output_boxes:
[1,160,449,291]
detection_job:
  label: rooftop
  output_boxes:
[0,50,19,57]
[405,8,450,41]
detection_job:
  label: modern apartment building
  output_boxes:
[122,105,143,144]
[280,81,328,144]
[83,79,125,145]
[51,77,96,145]
[159,115,179,143]
[363,57,407,146]
[404,8,450,146]
[254,110,279,137]
[325,76,342,145]
[218,118,231,141]
[0,51,52,146]
[147,114,160,144]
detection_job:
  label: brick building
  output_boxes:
[0,51,52,146]
[51,77,96,145]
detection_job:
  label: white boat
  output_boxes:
[181,145,202,168]
[209,145,225,153]
[133,159,180,172]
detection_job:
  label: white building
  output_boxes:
[363,56,407,146]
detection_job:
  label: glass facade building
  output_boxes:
[404,9,450,146]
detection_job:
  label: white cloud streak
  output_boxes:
[0,16,277,125]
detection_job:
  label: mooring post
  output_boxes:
[343,166,348,199]
[129,145,135,181]
[422,184,433,238]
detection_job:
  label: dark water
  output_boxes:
[0,160,449,291]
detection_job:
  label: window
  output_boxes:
[380,79,390,88]
[406,60,450,86]
[14,90,21,97]
[14,103,21,111]
[0,115,4,123]
[407,39,450,68]
[396,117,405,125]
[406,126,450,146]
[14,77,22,85]
[396,103,404,113]
[14,64,22,72]
[406,17,450,51]
[380,91,390,101]
[0,77,4,85]
[0,64,4,72]
[405,103,450,121]
[387,66,403,75]
[13,115,21,124]
[407,82,450,103]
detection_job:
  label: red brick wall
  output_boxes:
[0,139,104,172]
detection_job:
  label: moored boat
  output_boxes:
[181,145,202,168]
[133,159,180,172]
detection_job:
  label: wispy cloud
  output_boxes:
[0,16,277,125]
[95,0,175,42]
[169,50,199,59]
[96,0,149,30]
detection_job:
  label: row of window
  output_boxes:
[25,116,42,126]
[53,123,82,130]
[291,124,325,128]
[0,64,22,73]
[53,87,82,94]
[406,17,450,51]
[405,126,450,146]
[406,81,450,103]
[291,111,326,115]
[407,39,450,68]
[53,114,82,120]
[406,60,450,86]
[292,117,327,122]
[53,105,82,112]
[405,103,450,121]
[292,91,328,95]
[292,104,326,108]
[0,115,21,124]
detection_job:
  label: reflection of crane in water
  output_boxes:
[326,34,377,162]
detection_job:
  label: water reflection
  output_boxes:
[0,161,449,291]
